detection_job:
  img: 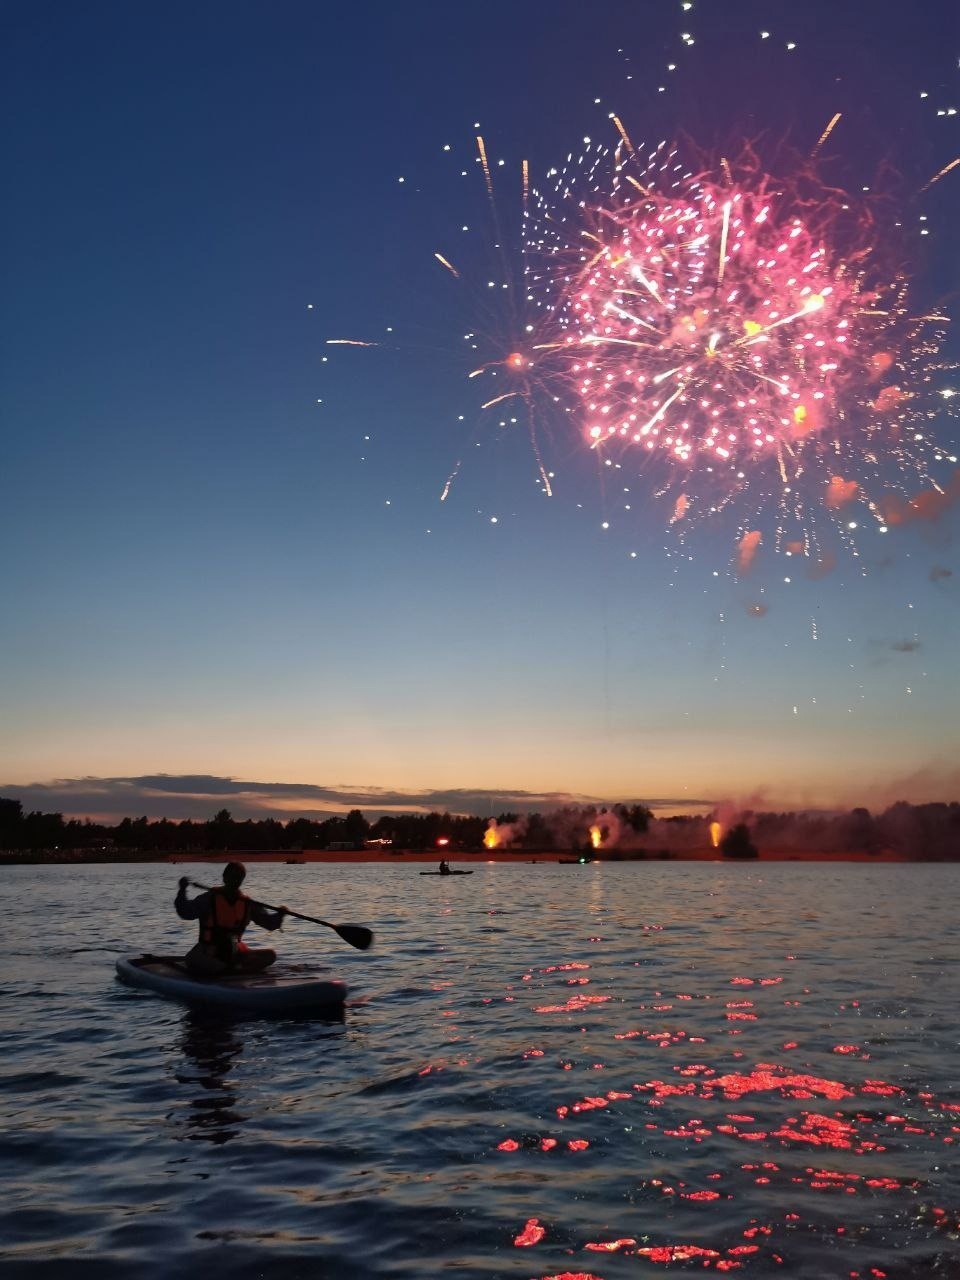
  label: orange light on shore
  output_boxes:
[436,837,449,848]
[710,822,722,849]
[589,825,602,849]
[484,824,499,849]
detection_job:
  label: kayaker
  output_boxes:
[439,859,451,875]
[175,861,288,975]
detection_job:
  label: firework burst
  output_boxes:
[520,135,958,567]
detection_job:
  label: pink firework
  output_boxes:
[566,177,859,465]
[523,138,957,562]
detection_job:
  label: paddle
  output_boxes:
[189,882,374,951]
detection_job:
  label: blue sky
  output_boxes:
[2,1,958,821]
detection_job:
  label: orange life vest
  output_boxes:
[200,889,251,958]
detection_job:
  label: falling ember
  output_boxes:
[476,134,493,196]
[811,112,842,158]
[710,822,722,848]
[440,459,462,502]
[484,823,499,850]
[611,113,635,156]
[920,155,960,192]
[434,252,460,278]
[589,825,602,849]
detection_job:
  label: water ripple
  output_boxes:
[2,861,958,1278]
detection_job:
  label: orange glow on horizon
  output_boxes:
[484,823,499,849]
[710,821,722,848]
[589,824,602,849]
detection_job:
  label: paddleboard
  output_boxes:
[418,870,475,876]
[116,955,347,1014]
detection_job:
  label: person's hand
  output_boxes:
[179,877,190,890]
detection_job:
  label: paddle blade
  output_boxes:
[335,923,374,951]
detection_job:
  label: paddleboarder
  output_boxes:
[175,861,288,975]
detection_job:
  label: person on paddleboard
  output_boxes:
[175,861,288,975]
[439,859,451,875]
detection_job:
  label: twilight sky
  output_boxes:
[2,0,958,822]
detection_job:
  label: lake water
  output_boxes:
[2,861,958,1279]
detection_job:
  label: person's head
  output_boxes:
[222,861,246,891]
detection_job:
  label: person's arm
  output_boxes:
[175,880,211,920]
[249,900,288,931]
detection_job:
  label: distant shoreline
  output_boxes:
[0,847,927,865]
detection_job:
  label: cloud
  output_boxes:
[0,774,712,823]
[889,639,922,653]
[930,564,953,582]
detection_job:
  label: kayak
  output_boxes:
[116,955,347,1014]
[419,870,474,876]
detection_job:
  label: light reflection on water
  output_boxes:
[1,860,959,1278]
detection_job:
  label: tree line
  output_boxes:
[0,798,651,855]
[2,796,957,859]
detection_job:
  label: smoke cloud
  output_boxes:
[880,469,960,526]
[737,530,762,574]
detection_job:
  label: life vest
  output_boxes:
[200,889,251,958]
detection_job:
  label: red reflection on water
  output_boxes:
[638,1244,721,1262]
[568,1139,590,1150]
[584,1238,636,1252]
[498,1139,520,1151]
[860,1080,903,1096]
[772,1112,862,1151]
[535,995,611,1013]
[540,963,591,973]
[534,1273,605,1280]
[663,1122,712,1139]
[710,1067,854,1101]
[514,1218,546,1247]
[564,1095,608,1115]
